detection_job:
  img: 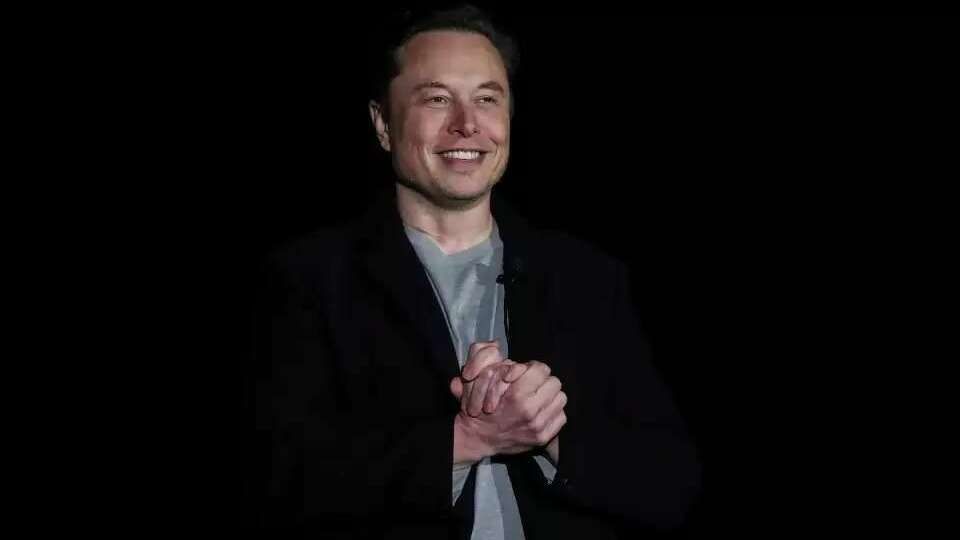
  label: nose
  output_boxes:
[448,102,479,137]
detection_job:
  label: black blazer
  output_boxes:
[251,189,701,538]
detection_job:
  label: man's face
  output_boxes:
[371,30,511,209]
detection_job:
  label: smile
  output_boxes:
[437,150,486,160]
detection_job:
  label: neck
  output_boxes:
[396,185,494,255]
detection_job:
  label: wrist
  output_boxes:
[546,436,560,465]
[453,413,492,465]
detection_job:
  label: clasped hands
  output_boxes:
[450,341,565,465]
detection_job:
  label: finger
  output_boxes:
[450,376,464,399]
[530,392,567,446]
[502,361,528,383]
[467,365,498,417]
[467,340,498,360]
[461,378,475,414]
[535,390,567,425]
[464,341,498,375]
[528,376,562,417]
[483,362,517,413]
[462,342,503,381]
[472,359,515,414]
[461,362,501,414]
[537,408,567,446]
[507,361,552,398]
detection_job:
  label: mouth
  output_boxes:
[435,149,489,172]
[436,149,489,161]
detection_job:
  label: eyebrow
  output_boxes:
[411,80,506,95]
[478,81,506,95]
[411,81,446,93]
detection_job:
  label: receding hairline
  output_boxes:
[393,29,508,78]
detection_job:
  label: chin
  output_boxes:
[434,186,491,210]
[448,179,494,197]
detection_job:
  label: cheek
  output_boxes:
[481,113,510,147]
[401,110,445,145]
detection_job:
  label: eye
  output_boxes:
[477,95,500,105]
[424,95,450,106]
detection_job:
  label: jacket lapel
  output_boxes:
[491,193,553,364]
[353,189,554,381]
[356,190,461,382]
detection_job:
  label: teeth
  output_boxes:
[440,150,482,160]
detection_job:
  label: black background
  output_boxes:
[105,11,955,537]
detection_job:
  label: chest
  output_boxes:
[319,265,602,419]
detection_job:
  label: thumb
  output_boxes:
[462,341,502,380]
[449,376,464,399]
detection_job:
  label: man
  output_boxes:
[252,6,700,538]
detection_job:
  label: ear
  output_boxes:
[368,100,391,152]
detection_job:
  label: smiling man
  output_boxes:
[253,5,701,539]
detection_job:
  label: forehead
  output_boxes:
[394,30,509,88]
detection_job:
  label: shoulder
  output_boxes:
[262,189,396,277]
[266,225,352,270]
[257,219,363,297]
[533,227,627,280]
[524,226,647,336]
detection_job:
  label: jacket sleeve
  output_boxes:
[250,252,459,532]
[546,259,702,531]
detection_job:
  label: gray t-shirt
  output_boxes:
[405,222,535,540]
[404,223,556,540]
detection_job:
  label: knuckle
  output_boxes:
[530,364,550,381]
[469,341,496,358]
[483,394,496,410]
[523,403,539,421]
[479,350,501,366]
